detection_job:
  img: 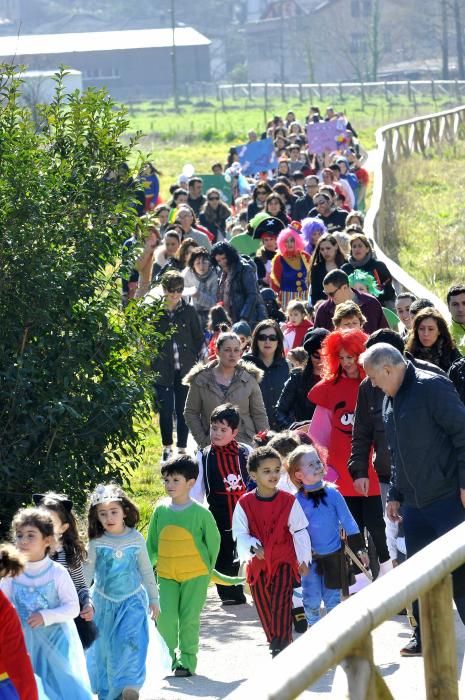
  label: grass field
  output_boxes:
[393,138,465,301]
[126,94,458,198]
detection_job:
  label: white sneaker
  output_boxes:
[161,447,173,464]
[177,447,187,455]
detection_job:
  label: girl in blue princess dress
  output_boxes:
[0,507,92,700]
[84,484,159,700]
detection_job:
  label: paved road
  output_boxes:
[140,587,465,699]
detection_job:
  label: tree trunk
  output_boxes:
[441,0,449,79]
[454,0,465,79]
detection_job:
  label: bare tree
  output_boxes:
[441,0,449,78]
[453,0,465,79]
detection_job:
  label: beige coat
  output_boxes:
[183,360,270,448]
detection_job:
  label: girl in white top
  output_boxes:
[0,507,92,699]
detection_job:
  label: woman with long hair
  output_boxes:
[341,233,396,308]
[182,247,219,330]
[310,233,347,304]
[405,307,461,371]
[270,224,311,308]
[275,328,329,429]
[308,329,391,591]
[273,182,297,219]
[184,331,269,447]
[242,319,289,429]
[198,188,231,242]
[247,182,272,221]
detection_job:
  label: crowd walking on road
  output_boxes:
[3,104,465,700]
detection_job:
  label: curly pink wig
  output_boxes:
[277,227,305,256]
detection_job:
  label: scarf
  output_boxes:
[348,252,372,269]
[415,338,450,371]
[285,319,312,348]
[212,439,246,522]
[301,481,328,507]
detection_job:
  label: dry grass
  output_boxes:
[393,138,465,301]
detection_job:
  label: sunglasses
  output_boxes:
[325,287,341,298]
[257,334,279,342]
[208,196,220,201]
[167,287,184,294]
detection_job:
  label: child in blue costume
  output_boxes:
[0,508,92,700]
[287,445,367,625]
[84,484,159,700]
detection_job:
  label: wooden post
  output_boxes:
[420,574,459,700]
[339,634,394,699]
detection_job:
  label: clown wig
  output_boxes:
[321,328,368,382]
[301,217,327,254]
[277,226,305,256]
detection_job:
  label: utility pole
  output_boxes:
[279,0,285,96]
[170,0,179,111]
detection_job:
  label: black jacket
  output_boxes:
[242,353,289,430]
[383,362,465,508]
[349,354,446,485]
[341,258,396,304]
[293,194,314,222]
[275,369,319,430]
[224,259,268,328]
[151,300,204,387]
[449,357,465,405]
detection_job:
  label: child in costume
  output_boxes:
[271,224,311,309]
[0,508,92,700]
[147,456,221,677]
[232,445,312,656]
[0,543,38,700]
[348,269,400,329]
[33,492,97,649]
[191,403,251,605]
[84,484,159,700]
[286,444,366,625]
[308,329,392,593]
[283,299,313,353]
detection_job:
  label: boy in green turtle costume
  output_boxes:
[147,455,241,677]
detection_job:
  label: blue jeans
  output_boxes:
[403,492,465,641]
[301,561,341,626]
[154,371,189,449]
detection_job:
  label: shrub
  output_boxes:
[0,67,164,531]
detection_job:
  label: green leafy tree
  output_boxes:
[0,66,163,533]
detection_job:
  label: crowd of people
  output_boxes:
[3,104,465,700]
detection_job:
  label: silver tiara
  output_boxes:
[90,484,123,507]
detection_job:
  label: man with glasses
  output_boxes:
[151,271,204,464]
[312,192,348,232]
[293,175,319,221]
[314,269,388,334]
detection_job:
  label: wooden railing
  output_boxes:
[217,80,465,104]
[226,521,465,699]
[364,104,465,319]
